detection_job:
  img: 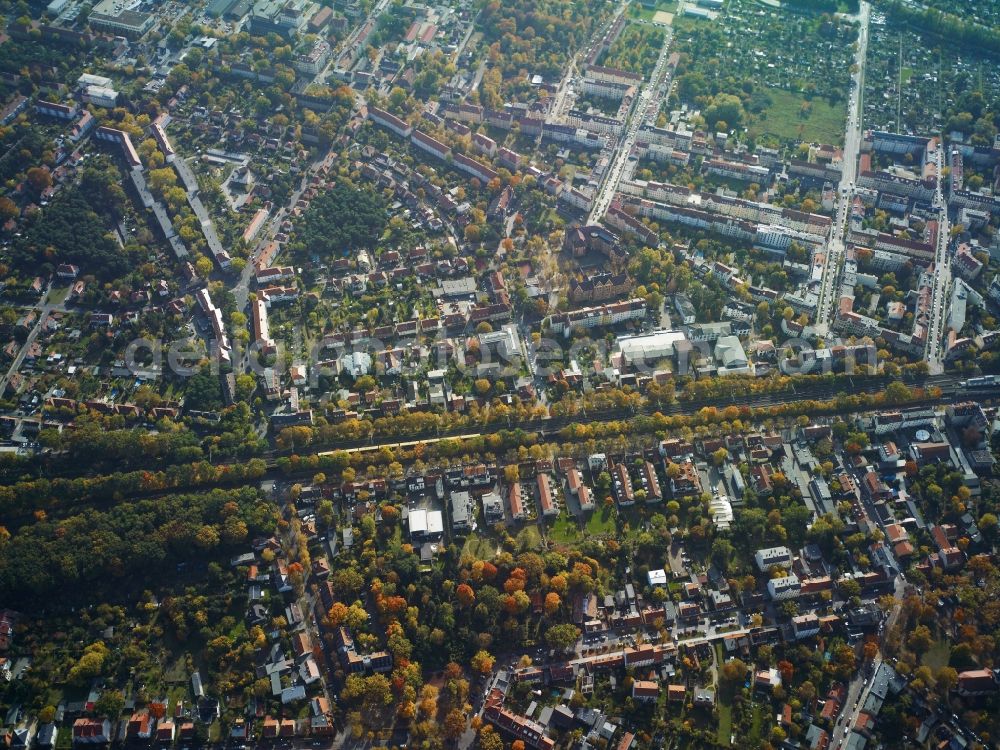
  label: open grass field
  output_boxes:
[748,702,764,742]
[716,698,733,746]
[922,639,951,671]
[547,512,583,544]
[461,533,497,560]
[750,88,846,145]
[585,506,618,536]
[634,0,678,22]
[516,524,544,551]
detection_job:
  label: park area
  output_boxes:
[749,88,847,144]
[670,0,855,146]
[633,0,678,22]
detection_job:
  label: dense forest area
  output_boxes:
[12,159,142,280]
[288,183,387,262]
[598,23,665,76]
[784,0,859,12]
[0,487,277,605]
[476,0,611,96]
[880,0,1000,56]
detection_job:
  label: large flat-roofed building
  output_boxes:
[408,508,444,539]
[249,0,312,37]
[207,0,241,17]
[88,0,156,37]
[617,330,687,368]
[767,575,801,601]
[755,546,792,571]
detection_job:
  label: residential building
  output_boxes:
[755,546,792,572]
[88,0,156,37]
[767,575,801,600]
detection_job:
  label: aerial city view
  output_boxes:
[1,0,1000,747]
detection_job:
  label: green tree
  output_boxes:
[544,623,581,651]
[94,690,125,718]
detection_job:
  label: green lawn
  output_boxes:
[633,0,678,21]
[516,524,544,551]
[715,643,732,745]
[461,533,497,560]
[750,88,846,145]
[585,506,618,536]
[547,512,582,544]
[47,286,70,305]
[717,698,733,746]
[748,702,764,743]
[922,639,951,671]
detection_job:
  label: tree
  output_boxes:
[936,666,958,696]
[327,602,349,628]
[979,512,998,541]
[0,197,17,221]
[719,658,747,689]
[194,524,220,549]
[471,650,495,675]
[477,726,503,750]
[711,538,736,574]
[94,689,125,718]
[863,641,879,662]
[221,516,248,544]
[456,583,476,607]
[544,591,561,616]
[289,184,386,260]
[838,578,861,600]
[68,643,110,684]
[26,166,52,195]
[884,381,912,404]
[443,708,466,740]
[906,625,933,655]
[545,623,581,651]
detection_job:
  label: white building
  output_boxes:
[77,73,113,89]
[791,613,820,639]
[714,335,750,375]
[339,351,372,379]
[767,575,801,601]
[617,330,687,368]
[755,546,792,571]
[84,85,119,108]
[408,508,444,539]
[647,569,667,587]
[88,0,156,37]
[450,491,473,531]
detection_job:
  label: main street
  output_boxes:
[815,0,870,335]
[0,283,66,396]
[549,2,631,124]
[587,24,675,225]
[925,141,951,372]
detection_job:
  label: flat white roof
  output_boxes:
[409,508,427,534]
[426,509,444,535]
[647,569,667,586]
[618,329,687,362]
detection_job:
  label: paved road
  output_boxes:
[831,654,882,748]
[815,1,870,334]
[0,283,59,395]
[548,3,630,123]
[925,143,951,372]
[587,23,674,225]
